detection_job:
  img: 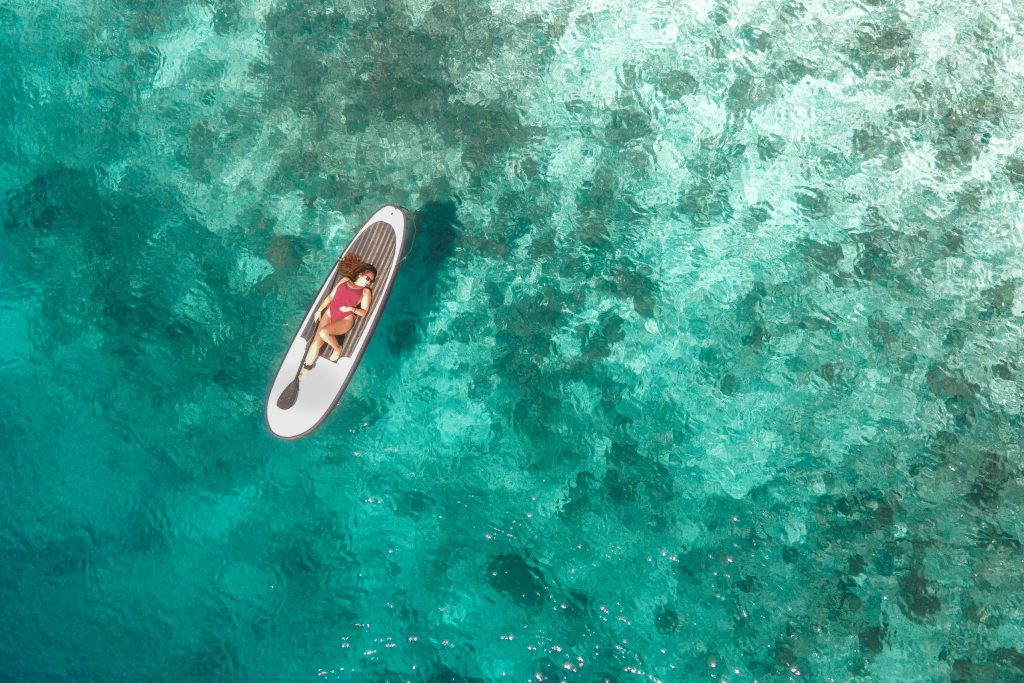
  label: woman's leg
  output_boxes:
[303,314,334,366]
[318,316,355,361]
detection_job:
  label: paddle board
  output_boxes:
[265,204,409,440]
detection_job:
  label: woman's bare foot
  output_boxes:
[329,349,341,362]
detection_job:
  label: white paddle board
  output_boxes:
[265,204,409,440]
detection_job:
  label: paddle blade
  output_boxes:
[276,377,300,410]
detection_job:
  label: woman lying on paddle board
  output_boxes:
[299,263,377,379]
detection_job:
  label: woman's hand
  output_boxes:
[314,310,322,322]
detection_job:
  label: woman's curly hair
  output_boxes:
[339,252,377,281]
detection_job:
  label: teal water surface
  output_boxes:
[3,0,1024,680]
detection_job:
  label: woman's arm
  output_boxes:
[341,288,373,318]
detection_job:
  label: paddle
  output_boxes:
[276,315,322,410]
[276,309,327,411]
[276,378,300,410]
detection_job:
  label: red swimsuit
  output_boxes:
[328,282,364,321]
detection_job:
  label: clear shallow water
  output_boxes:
[2,0,1024,679]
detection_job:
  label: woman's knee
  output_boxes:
[318,329,334,343]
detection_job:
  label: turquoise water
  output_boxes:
[3,0,1024,679]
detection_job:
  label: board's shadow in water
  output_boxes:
[382,199,460,354]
